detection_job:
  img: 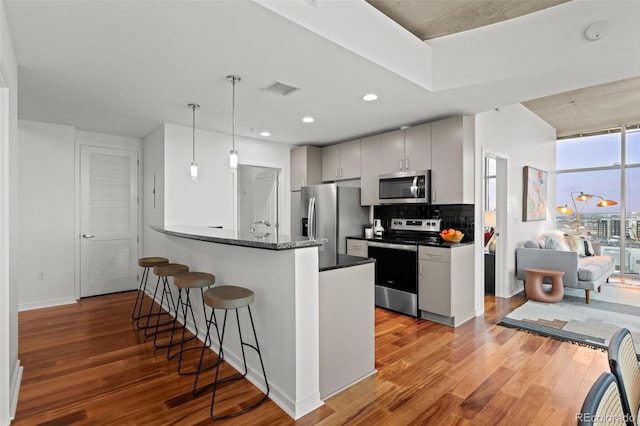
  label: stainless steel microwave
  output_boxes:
[378,170,431,204]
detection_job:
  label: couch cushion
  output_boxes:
[578,255,614,282]
[523,240,539,248]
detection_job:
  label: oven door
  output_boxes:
[367,241,418,317]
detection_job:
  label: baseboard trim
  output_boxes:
[10,360,22,422]
[18,298,77,312]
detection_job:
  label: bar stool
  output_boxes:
[148,263,189,348]
[168,271,216,374]
[197,285,269,420]
[132,257,169,322]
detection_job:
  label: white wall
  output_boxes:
[1,0,20,421]
[16,122,141,309]
[17,120,76,309]
[142,125,165,258]
[162,123,292,233]
[475,104,557,297]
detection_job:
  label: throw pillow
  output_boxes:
[564,234,586,256]
[523,240,539,248]
[541,231,571,251]
[581,237,595,256]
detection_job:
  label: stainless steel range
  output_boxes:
[368,218,441,317]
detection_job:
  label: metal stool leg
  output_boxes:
[193,306,222,395]
[139,275,174,333]
[153,276,179,348]
[210,306,270,420]
[167,288,199,364]
[131,266,150,320]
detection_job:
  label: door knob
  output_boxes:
[82,234,95,238]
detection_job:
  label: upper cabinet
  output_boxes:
[431,116,474,204]
[404,123,432,172]
[381,123,431,174]
[290,145,322,191]
[360,134,382,206]
[322,139,361,182]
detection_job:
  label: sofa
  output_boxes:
[515,231,614,303]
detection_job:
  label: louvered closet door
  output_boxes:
[80,146,138,297]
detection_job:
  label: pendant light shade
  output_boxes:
[188,103,200,182]
[229,150,238,169]
[227,75,241,170]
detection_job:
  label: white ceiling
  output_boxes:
[4,0,640,146]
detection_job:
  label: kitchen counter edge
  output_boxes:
[318,252,375,272]
[346,235,475,248]
[152,225,327,250]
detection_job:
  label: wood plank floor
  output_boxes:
[13,291,610,425]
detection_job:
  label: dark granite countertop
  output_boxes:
[318,251,375,272]
[346,235,475,248]
[152,225,327,250]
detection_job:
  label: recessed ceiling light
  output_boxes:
[362,93,378,101]
[302,116,315,123]
[260,131,271,137]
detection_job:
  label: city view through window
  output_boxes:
[556,128,640,276]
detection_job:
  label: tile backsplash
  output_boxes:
[373,204,474,241]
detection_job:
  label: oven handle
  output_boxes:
[368,241,417,252]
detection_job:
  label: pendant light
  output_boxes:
[188,103,200,181]
[227,75,241,170]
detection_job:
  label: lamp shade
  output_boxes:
[229,150,238,169]
[484,210,496,228]
[596,198,617,207]
[190,162,198,180]
[556,204,572,214]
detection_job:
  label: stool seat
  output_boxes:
[196,284,269,420]
[175,272,216,289]
[132,256,170,322]
[204,285,254,310]
[138,256,169,268]
[154,263,189,277]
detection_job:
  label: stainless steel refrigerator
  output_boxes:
[300,184,369,254]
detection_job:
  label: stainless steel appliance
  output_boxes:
[301,184,369,254]
[369,218,441,317]
[378,170,431,204]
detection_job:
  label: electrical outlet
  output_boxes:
[37,272,45,280]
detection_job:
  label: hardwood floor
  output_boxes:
[13,291,609,425]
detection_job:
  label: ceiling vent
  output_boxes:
[262,81,301,97]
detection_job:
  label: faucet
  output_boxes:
[250,220,271,238]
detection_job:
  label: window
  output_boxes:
[556,127,640,276]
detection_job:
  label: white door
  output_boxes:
[80,145,138,297]
[253,170,277,227]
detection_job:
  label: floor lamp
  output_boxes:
[556,191,617,234]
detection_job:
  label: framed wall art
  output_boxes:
[522,166,548,221]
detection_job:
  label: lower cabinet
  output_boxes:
[418,244,474,327]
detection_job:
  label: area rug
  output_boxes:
[498,286,640,358]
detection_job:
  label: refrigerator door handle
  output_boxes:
[308,197,316,239]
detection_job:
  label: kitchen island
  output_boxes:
[150,225,375,419]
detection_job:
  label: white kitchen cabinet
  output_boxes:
[322,139,361,181]
[430,116,474,204]
[381,123,431,174]
[404,123,431,172]
[346,238,368,258]
[290,145,322,191]
[381,129,405,174]
[360,134,382,206]
[418,244,474,327]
